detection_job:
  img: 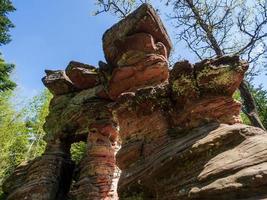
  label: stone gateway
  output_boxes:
[3,4,267,200]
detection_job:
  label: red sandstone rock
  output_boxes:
[42,70,76,95]
[170,96,242,129]
[69,121,120,200]
[4,4,267,200]
[112,33,167,67]
[170,56,248,109]
[117,123,267,199]
[102,14,171,99]
[108,54,169,99]
[43,94,114,143]
[2,140,74,200]
[103,3,172,66]
[66,61,100,90]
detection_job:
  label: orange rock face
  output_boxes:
[3,3,267,200]
[108,53,169,100]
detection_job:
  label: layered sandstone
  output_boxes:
[2,3,267,200]
[2,140,74,200]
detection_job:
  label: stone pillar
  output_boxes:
[69,122,120,200]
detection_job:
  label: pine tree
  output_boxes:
[0,0,16,92]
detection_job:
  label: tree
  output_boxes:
[24,89,52,160]
[0,0,16,92]
[0,0,15,46]
[94,0,267,130]
[0,58,16,91]
[0,89,52,197]
[251,85,267,129]
[234,85,267,129]
[167,0,267,130]
[94,0,149,18]
[0,91,29,197]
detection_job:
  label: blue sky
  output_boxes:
[1,0,266,98]
[1,0,119,97]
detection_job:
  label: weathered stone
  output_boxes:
[43,92,114,143]
[2,140,74,200]
[69,118,120,200]
[103,3,172,66]
[42,70,76,95]
[195,56,248,96]
[4,4,267,200]
[170,60,199,107]
[102,6,172,99]
[112,33,167,67]
[108,54,169,100]
[116,123,267,199]
[66,61,100,90]
[170,56,248,109]
[170,96,242,129]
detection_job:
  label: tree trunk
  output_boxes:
[183,0,265,130]
[239,81,266,130]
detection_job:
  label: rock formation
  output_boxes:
[2,3,267,200]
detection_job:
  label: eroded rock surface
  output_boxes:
[3,3,267,200]
[3,140,74,200]
[102,4,172,66]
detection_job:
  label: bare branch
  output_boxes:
[94,0,149,18]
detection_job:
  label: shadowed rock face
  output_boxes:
[3,3,267,200]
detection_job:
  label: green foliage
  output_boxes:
[0,0,16,92]
[251,85,267,129]
[0,0,15,45]
[71,141,87,164]
[0,89,52,196]
[0,58,16,91]
[234,85,267,129]
[0,91,29,195]
[24,89,52,159]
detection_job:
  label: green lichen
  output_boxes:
[172,75,197,96]
[197,66,228,80]
[196,65,240,89]
[70,87,100,105]
[211,70,234,86]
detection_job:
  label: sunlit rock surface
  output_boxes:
[3,3,267,200]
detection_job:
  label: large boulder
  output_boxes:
[102,3,172,66]
[101,4,173,100]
